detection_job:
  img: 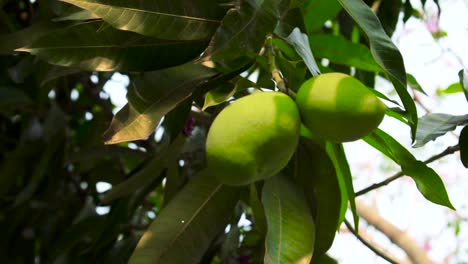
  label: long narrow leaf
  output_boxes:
[364,129,455,209]
[62,0,225,40]
[17,21,208,72]
[337,0,418,139]
[103,63,217,144]
[129,171,240,264]
[262,174,315,264]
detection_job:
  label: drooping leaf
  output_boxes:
[407,73,427,95]
[459,126,468,168]
[364,129,455,209]
[337,0,418,139]
[458,69,468,102]
[129,171,240,264]
[301,0,341,33]
[249,184,267,235]
[207,0,284,71]
[17,21,208,72]
[325,143,358,230]
[62,0,225,40]
[414,113,468,148]
[309,34,382,73]
[284,28,320,76]
[101,135,186,203]
[295,138,341,260]
[202,77,257,110]
[103,63,217,144]
[262,174,315,264]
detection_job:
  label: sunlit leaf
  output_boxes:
[262,174,315,264]
[414,113,468,148]
[302,0,341,33]
[62,0,225,40]
[103,63,217,144]
[284,28,320,76]
[364,129,455,209]
[53,9,99,21]
[129,171,240,264]
[17,21,208,72]
[337,0,418,139]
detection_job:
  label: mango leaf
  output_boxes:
[275,53,307,92]
[302,0,341,33]
[309,34,382,73]
[437,82,462,95]
[202,77,257,110]
[101,135,185,203]
[284,28,320,76]
[52,9,99,21]
[459,126,468,168]
[337,0,418,139]
[458,69,468,102]
[103,63,217,144]
[262,174,315,264]
[364,129,455,209]
[407,73,427,95]
[17,21,208,72]
[249,184,267,235]
[207,0,284,71]
[129,171,240,264]
[414,113,468,148]
[325,143,358,230]
[295,139,341,260]
[62,0,225,40]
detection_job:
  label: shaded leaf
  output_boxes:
[337,0,418,138]
[163,161,185,206]
[309,34,382,72]
[0,87,32,111]
[129,171,240,264]
[284,28,320,76]
[364,129,455,209]
[53,9,99,21]
[459,126,468,168]
[295,139,341,260]
[202,77,257,110]
[325,143,358,230]
[101,135,186,203]
[207,0,284,71]
[249,183,267,235]
[262,174,315,264]
[18,21,208,72]
[62,0,225,40]
[302,0,341,33]
[414,113,468,148]
[458,69,468,102]
[103,63,216,144]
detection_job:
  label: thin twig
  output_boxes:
[344,219,399,264]
[356,144,460,196]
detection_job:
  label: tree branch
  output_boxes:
[356,144,460,196]
[356,200,433,264]
[344,219,400,264]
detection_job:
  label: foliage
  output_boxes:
[0,0,461,263]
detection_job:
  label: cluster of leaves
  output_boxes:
[0,0,458,263]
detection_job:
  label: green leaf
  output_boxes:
[437,82,462,95]
[202,77,257,110]
[275,53,307,92]
[163,161,185,206]
[407,73,427,95]
[458,69,468,102]
[52,9,99,21]
[249,184,267,235]
[207,0,284,71]
[295,139,341,260]
[337,0,418,139]
[459,126,468,168]
[302,0,341,33]
[364,129,455,209]
[284,28,320,76]
[262,174,315,264]
[325,143,358,230]
[103,63,216,144]
[101,135,186,203]
[414,113,468,148]
[18,21,208,72]
[313,254,339,264]
[309,34,382,73]
[129,171,240,264]
[62,0,225,40]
